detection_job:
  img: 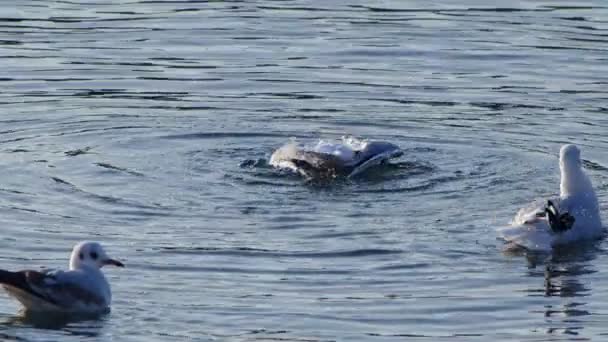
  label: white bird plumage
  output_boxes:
[499,144,603,251]
[0,241,124,314]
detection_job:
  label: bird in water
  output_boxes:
[0,241,124,314]
[270,137,403,180]
[499,144,603,251]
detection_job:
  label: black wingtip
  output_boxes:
[0,270,57,305]
[545,201,575,233]
[0,269,29,290]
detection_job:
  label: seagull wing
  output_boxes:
[498,196,562,251]
[514,197,562,225]
[28,270,106,308]
[289,151,346,179]
[348,148,403,178]
[0,269,105,311]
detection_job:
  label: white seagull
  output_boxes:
[0,241,124,314]
[499,144,603,251]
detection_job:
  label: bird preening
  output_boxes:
[499,144,603,251]
[270,137,403,180]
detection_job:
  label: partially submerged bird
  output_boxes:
[0,241,124,314]
[270,137,403,179]
[499,144,603,251]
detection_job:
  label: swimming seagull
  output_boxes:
[270,137,403,179]
[0,241,124,314]
[499,144,603,251]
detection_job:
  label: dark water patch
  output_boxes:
[541,5,608,10]
[229,176,301,187]
[403,147,438,153]
[271,114,332,120]
[566,37,608,44]
[0,18,25,22]
[491,85,545,91]
[136,76,223,81]
[62,61,213,70]
[560,16,587,21]
[239,158,268,169]
[583,160,608,172]
[163,132,304,140]
[294,109,344,115]
[466,7,549,12]
[108,209,173,219]
[559,89,605,94]
[147,57,194,61]
[97,104,225,111]
[251,78,404,89]
[518,44,608,52]
[65,146,94,156]
[95,11,140,15]
[354,182,436,193]
[351,161,436,182]
[71,90,189,102]
[352,5,551,13]
[94,162,145,177]
[0,188,28,195]
[307,230,380,239]
[46,125,152,137]
[376,262,433,271]
[369,98,459,107]
[140,263,353,275]
[51,176,73,186]
[469,102,546,110]
[245,92,325,100]
[572,25,601,31]
[165,64,218,69]
[159,246,402,258]
[256,6,336,12]
[7,206,74,219]
[50,176,167,212]
[27,78,94,82]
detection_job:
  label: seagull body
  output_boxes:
[270,137,403,179]
[499,145,603,250]
[0,241,123,314]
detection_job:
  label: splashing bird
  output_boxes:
[270,137,403,180]
[499,144,603,251]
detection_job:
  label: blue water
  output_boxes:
[0,1,607,341]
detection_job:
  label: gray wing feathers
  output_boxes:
[0,269,105,309]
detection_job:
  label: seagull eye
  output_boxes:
[90,252,98,260]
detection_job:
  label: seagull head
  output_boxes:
[559,144,582,171]
[69,241,124,270]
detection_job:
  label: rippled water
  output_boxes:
[1,1,608,341]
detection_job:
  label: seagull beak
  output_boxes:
[103,258,125,267]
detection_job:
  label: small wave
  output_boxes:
[158,246,401,258]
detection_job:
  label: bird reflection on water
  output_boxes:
[522,242,601,337]
[0,310,107,337]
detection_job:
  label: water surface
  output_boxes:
[0,1,608,341]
